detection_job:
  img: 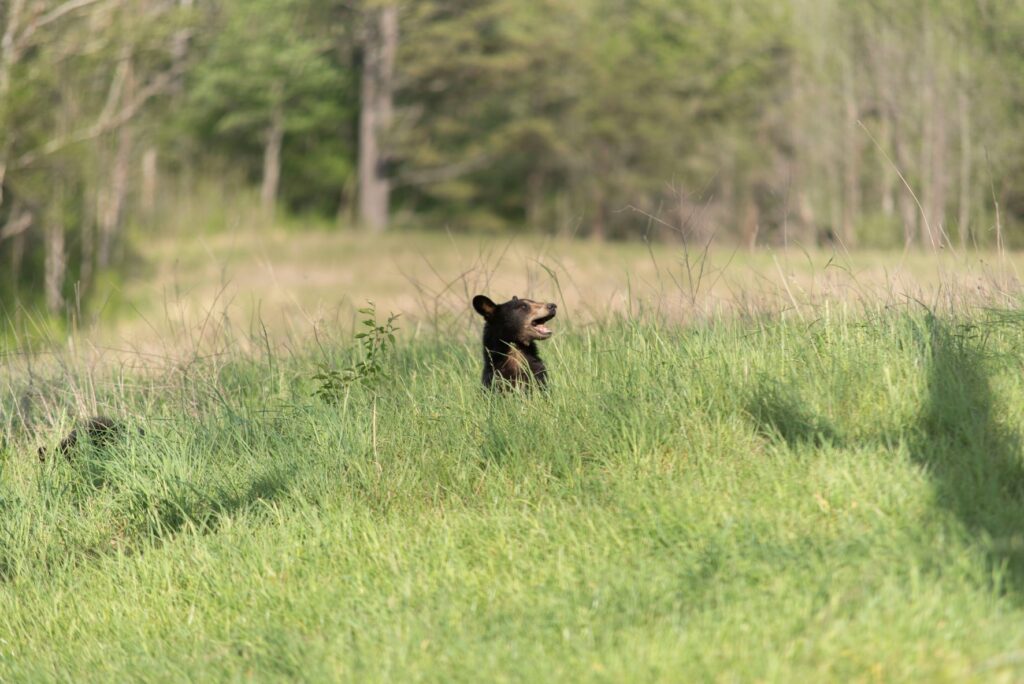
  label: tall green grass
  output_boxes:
[2,304,1024,681]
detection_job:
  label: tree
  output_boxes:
[186,0,347,218]
[358,2,398,231]
[395,0,791,240]
[0,0,181,313]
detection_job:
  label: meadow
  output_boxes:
[2,229,1024,681]
[64,225,1024,346]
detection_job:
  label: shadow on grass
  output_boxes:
[744,314,1024,596]
[125,462,298,541]
[745,378,842,448]
[0,450,297,582]
[59,422,298,535]
[51,446,298,557]
[913,314,1024,595]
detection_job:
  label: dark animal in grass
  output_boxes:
[37,416,141,462]
[472,294,557,389]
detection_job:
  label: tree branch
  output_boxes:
[0,209,32,242]
[12,65,179,170]
[15,0,107,51]
[97,49,130,124]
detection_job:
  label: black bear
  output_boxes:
[37,415,140,462]
[472,294,557,389]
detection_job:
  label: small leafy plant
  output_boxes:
[313,302,400,403]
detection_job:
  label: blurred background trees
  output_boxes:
[1,0,1023,314]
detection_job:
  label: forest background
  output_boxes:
[1,0,1023,317]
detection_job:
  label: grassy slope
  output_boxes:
[2,305,1024,681]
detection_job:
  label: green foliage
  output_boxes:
[312,302,400,402]
[184,0,357,213]
[396,0,792,237]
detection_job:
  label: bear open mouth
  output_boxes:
[531,312,555,337]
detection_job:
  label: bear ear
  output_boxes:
[473,295,497,317]
[511,295,519,302]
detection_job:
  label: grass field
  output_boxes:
[3,230,1024,681]
[35,226,1024,349]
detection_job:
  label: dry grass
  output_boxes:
[85,227,1024,350]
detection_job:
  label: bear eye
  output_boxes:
[518,301,529,309]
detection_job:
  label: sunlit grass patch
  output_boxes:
[2,302,1024,680]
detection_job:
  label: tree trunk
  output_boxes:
[826,154,842,243]
[98,117,131,269]
[866,24,907,245]
[878,114,896,218]
[0,0,24,98]
[10,225,25,292]
[957,60,971,249]
[358,4,398,232]
[80,183,95,293]
[0,0,27,208]
[46,68,76,316]
[841,58,860,247]
[928,97,949,248]
[2,205,31,291]
[45,218,66,315]
[141,146,157,219]
[917,11,938,250]
[891,121,918,248]
[796,190,816,244]
[261,97,284,218]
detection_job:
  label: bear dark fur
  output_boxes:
[37,415,141,462]
[472,294,557,389]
